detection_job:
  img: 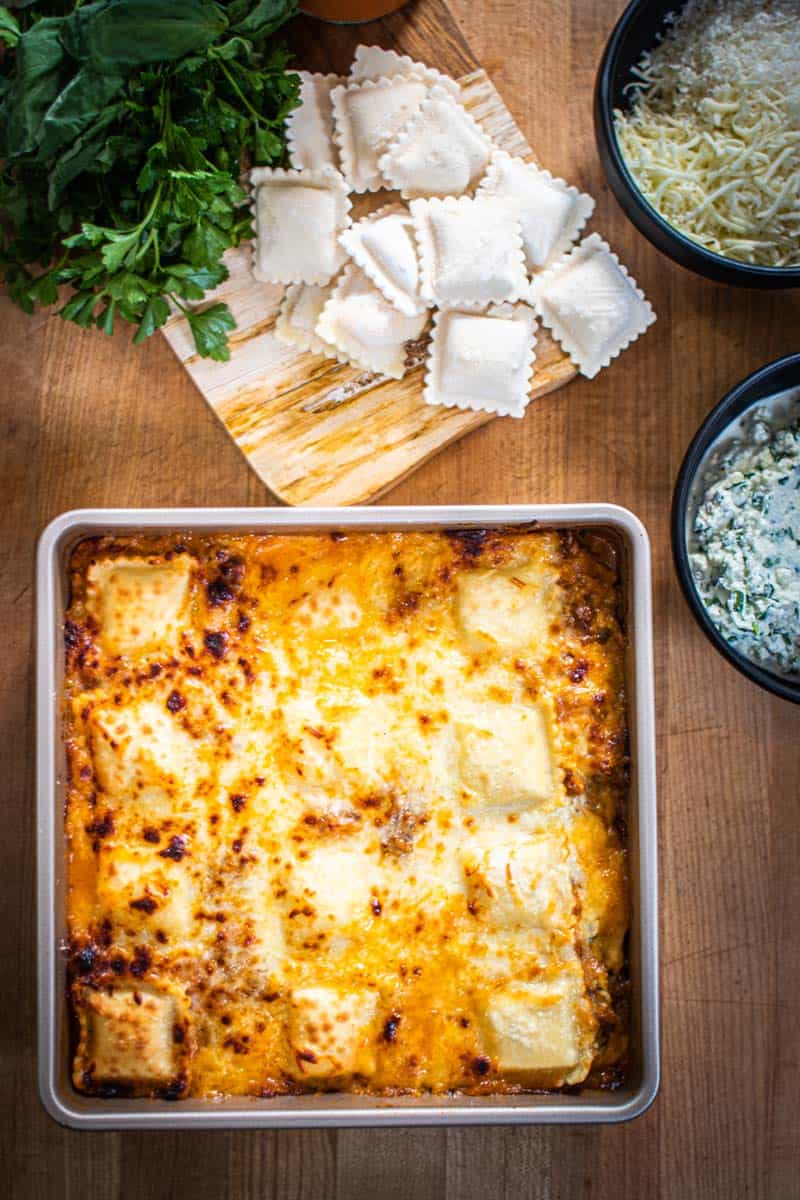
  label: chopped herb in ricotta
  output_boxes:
[690,399,800,678]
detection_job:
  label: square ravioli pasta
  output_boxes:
[73,984,192,1092]
[478,151,595,271]
[349,43,460,96]
[479,966,591,1080]
[288,987,379,1081]
[531,233,656,378]
[85,553,193,657]
[339,203,426,316]
[275,280,339,356]
[286,72,342,171]
[379,86,492,199]
[316,263,429,378]
[331,75,429,193]
[412,195,528,308]
[424,303,537,417]
[250,165,351,285]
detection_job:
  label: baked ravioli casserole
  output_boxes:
[64,528,629,1099]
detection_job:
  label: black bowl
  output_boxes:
[594,0,800,289]
[672,353,800,704]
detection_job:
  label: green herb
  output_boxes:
[0,0,300,360]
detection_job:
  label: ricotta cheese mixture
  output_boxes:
[690,397,800,677]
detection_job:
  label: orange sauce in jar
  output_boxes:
[299,0,409,20]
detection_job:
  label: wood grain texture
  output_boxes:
[2,1,800,1197]
[161,49,577,506]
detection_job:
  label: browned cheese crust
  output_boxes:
[64,528,629,1100]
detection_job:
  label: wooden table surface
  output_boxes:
[3,2,798,1197]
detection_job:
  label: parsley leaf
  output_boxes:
[187,301,237,361]
[164,260,230,299]
[183,216,233,267]
[133,294,171,342]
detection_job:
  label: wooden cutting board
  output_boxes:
[161,1,578,506]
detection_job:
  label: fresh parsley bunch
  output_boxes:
[0,1,300,360]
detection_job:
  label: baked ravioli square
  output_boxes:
[462,832,574,932]
[288,987,378,1080]
[74,986,190,1091]
[456,701,556,808]
[480,967,590,1082]
[87,555,192,657]
[455,565,556,651]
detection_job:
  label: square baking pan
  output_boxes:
[37,504,659,1129]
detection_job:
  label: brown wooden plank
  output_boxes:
[232,1130,338,1200]
[444,1126,580,1200]
[119,1132,233,1200]
[335,1129,445,1200]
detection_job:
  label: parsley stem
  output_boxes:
[138,182,164,234]
[216,58,265,126]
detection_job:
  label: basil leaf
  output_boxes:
[187,301,236,361]
[225,0,251,23]
[231,0,296,40]
[36,67,126,162]
[62,0,229,69]
[207,36,253,62]
[4,17,67,157]
[47,101,126,206]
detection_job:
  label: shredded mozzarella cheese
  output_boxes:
[614,0,800,267]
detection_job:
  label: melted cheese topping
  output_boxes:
[65,529,629,1099]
